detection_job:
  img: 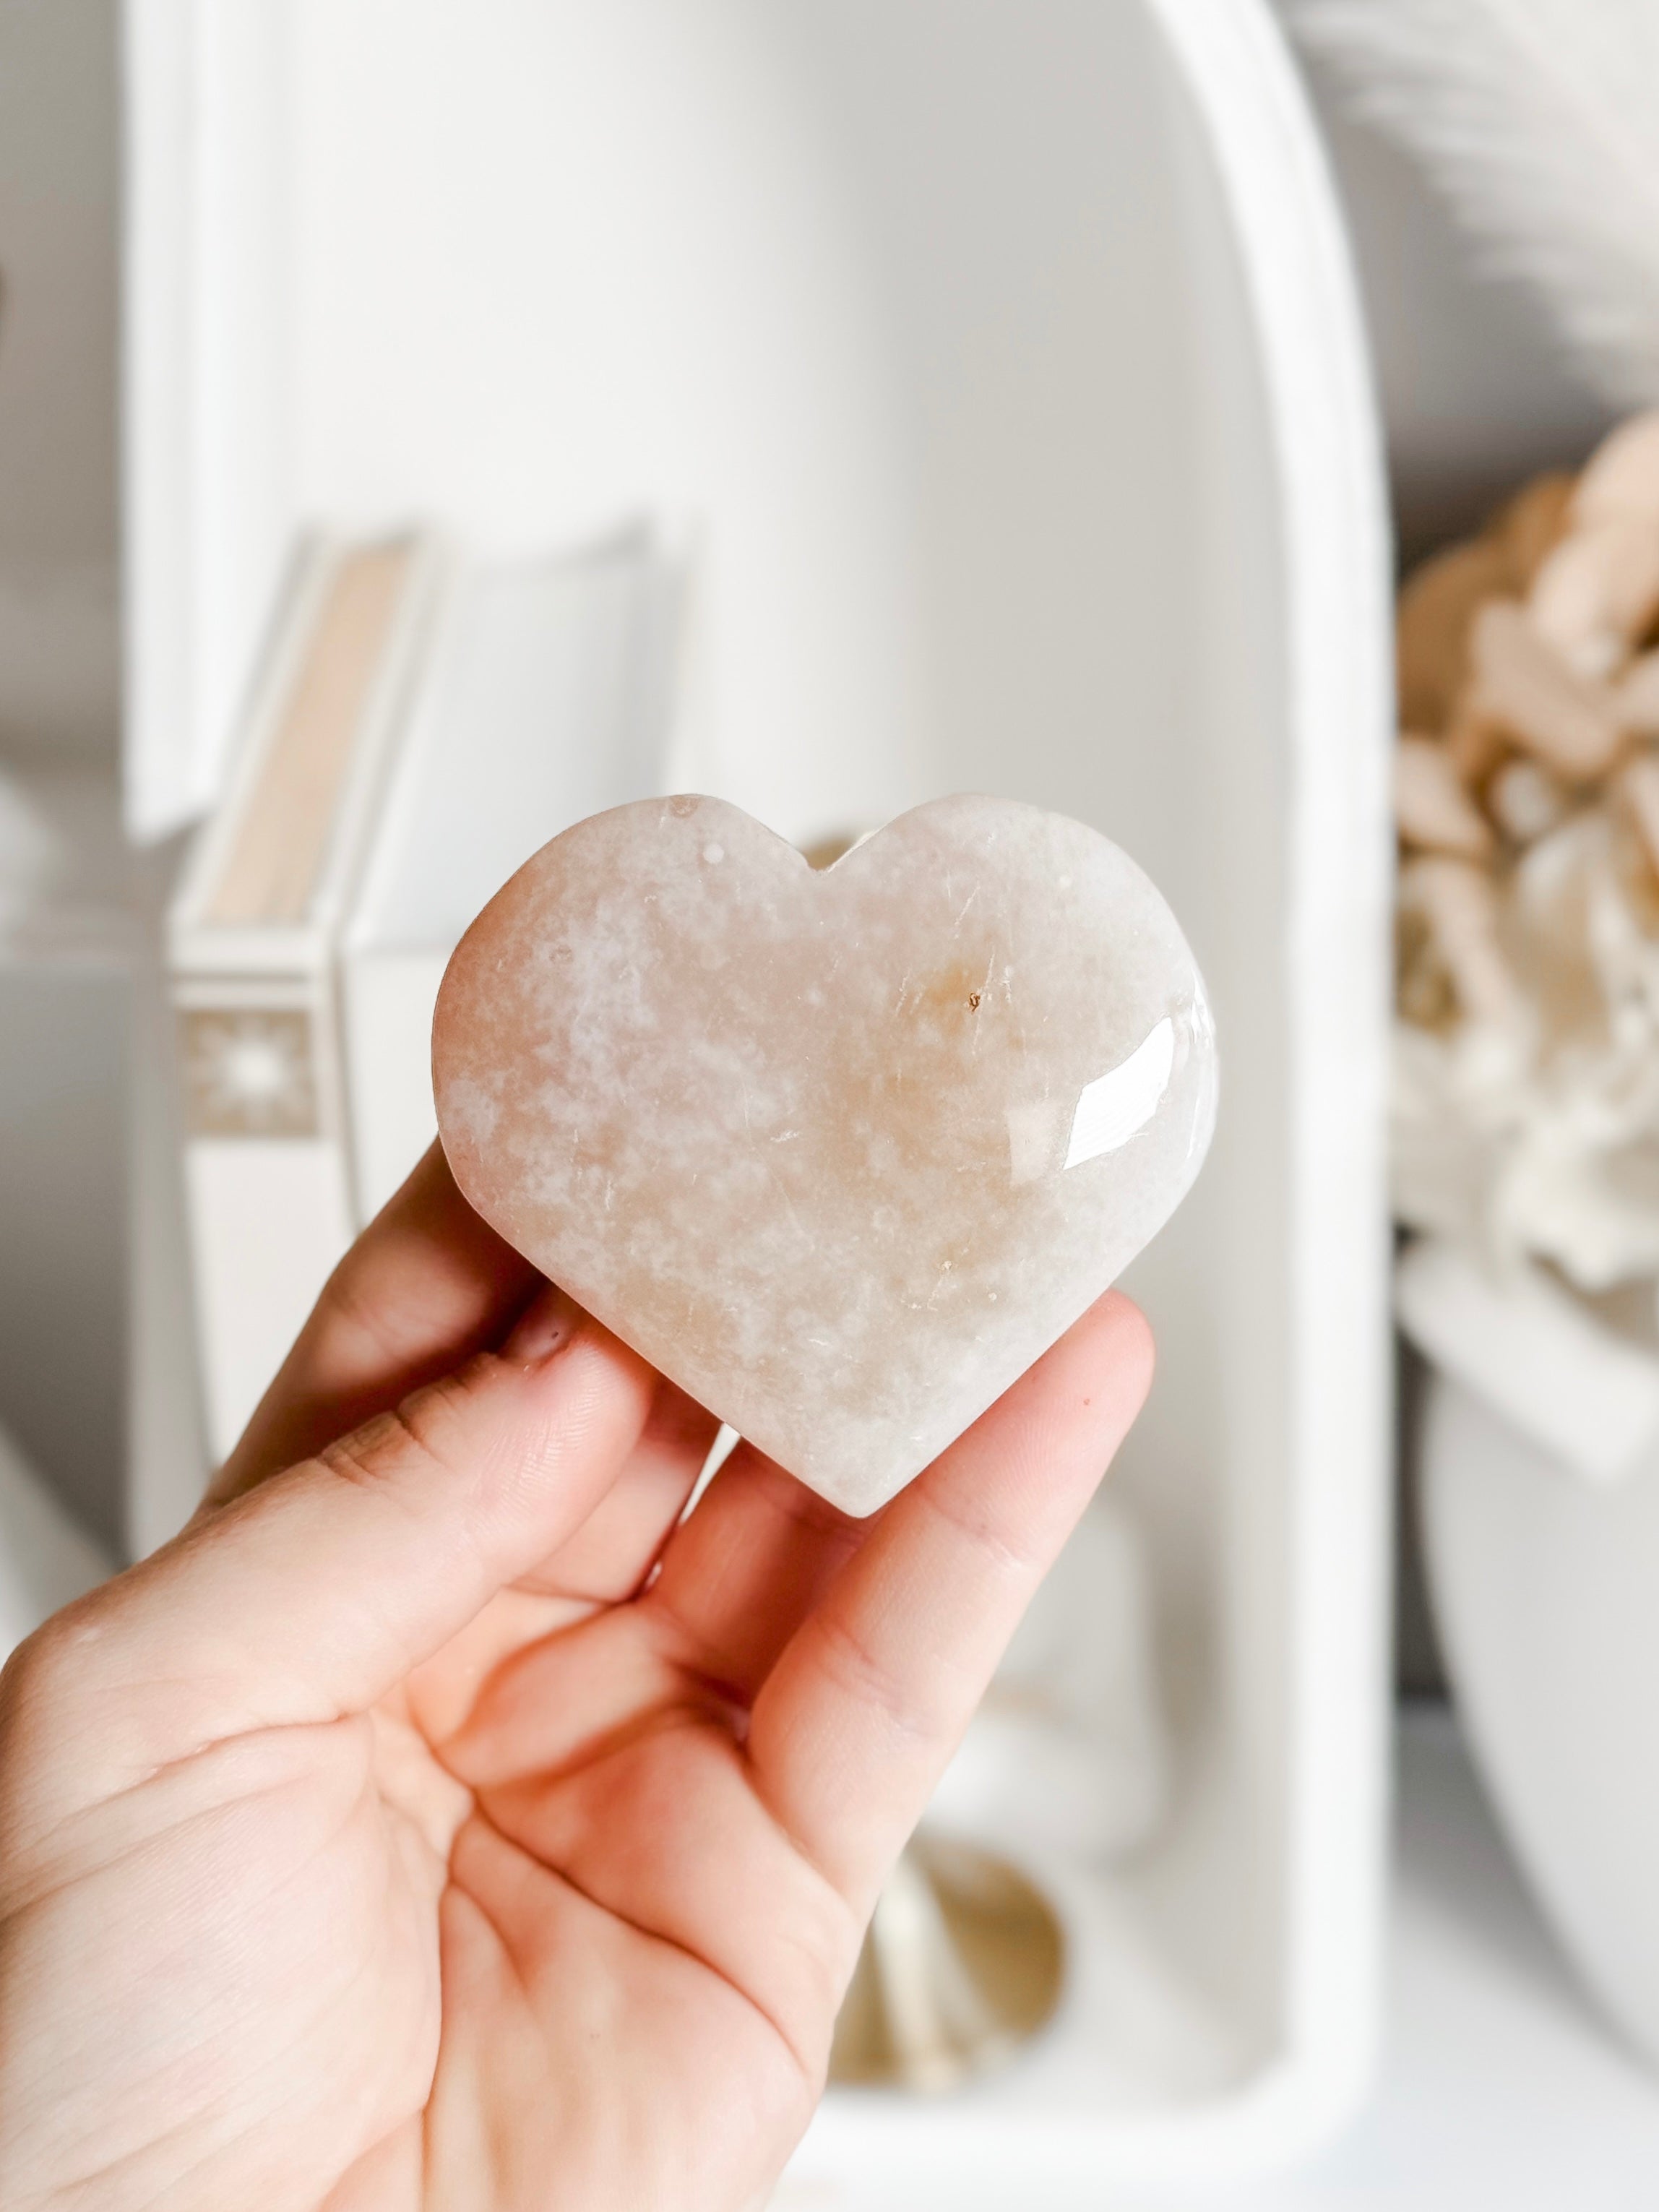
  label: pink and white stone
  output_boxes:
[433,793,1216,1515]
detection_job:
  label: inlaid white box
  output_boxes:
[123,0,1395,2194]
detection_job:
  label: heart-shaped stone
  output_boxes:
[434,793,1215,1515]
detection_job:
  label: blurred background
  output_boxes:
[1,1,1657,2205]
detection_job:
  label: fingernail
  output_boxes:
[503,1281,585,1366]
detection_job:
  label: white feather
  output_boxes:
[1280,0,1659,409]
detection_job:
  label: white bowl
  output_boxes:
[1423,1368,1659,2072]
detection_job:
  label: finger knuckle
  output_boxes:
[396,1359,501,1462]
[915,1478,1033,1577]
[319,1356,502,1497]
[0,1598,102,1748]
[319,1406,425,1494]
[812,1609,934,1745]
[314,1255,420,1371]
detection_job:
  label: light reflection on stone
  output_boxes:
[1064,1017,1176,1171]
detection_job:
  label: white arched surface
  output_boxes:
[125,0,1392,2188]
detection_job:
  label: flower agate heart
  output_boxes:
[433,794,1216,1515]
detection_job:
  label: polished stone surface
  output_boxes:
[434,794,1215,1515]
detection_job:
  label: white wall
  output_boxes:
[0,0,127,1552]
[0,0,121,758]
[1283,30,1615,562]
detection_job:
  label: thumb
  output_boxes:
[55,1286,656,1760]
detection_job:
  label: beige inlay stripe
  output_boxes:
[208,541,412,928]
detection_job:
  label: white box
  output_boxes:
[122,0,1395,2192]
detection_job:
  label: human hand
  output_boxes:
[0,1147,1152,2211]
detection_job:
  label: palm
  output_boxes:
[350,1482,861,2212]
[407,1628,828,2212]
[0,1151,1149,2212]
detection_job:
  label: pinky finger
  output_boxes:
[744,1292,1152,1915]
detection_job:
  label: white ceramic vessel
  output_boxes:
[1422,1369,1659,2074]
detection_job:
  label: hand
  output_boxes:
[0,1148,1152,2212]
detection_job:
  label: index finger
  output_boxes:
[209,1142,539,1504]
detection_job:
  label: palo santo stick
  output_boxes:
[1616,753,1659,879]
[1529,519,1659,679]
[1468,600,1625,781]
[1619,652,1659,740]
[1573,409,1659,529]
[1397,536,1514,733]
[1487,757,1567,845]
[1490,470,1575,588]
[1398,854,1526,1032]
[1396,736,1495,859]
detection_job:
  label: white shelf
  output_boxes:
[1177,1708,1659,2211]
[783,1708,1659,2208]
[778,1698,1659,2203]
[774,1709,1659,2209]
